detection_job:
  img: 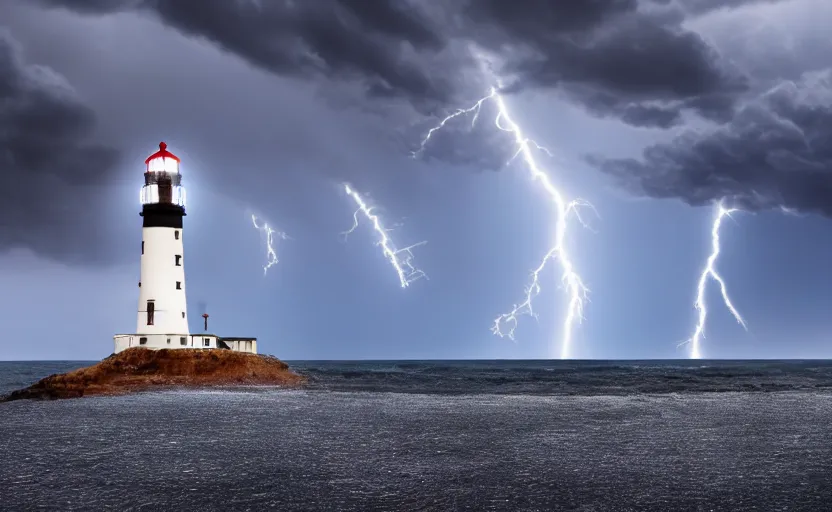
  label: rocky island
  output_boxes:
[1,348,306,402]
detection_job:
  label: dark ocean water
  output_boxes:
[2,360,832,511]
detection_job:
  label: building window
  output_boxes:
[180,337,187,346]
[175,230,180,240]
[139,337,148,345]
[138,281,141,288]
[203,338,210,347]
[176,281,182,290]
[175,255,182,266]
[167,338,171,344]
[141,241,144,254]
[181,311,185,318]
[146,301,155,326]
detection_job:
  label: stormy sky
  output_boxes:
[1,0,831,360]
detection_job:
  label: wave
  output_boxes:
[291,360,832,396]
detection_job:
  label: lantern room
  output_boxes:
[141,142,186,207]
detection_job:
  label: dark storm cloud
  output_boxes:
[152,0,460,109]
[37,0,461,114]
[34,0,142,14]
[591,70,832,215]
[36,0,754,129]
[464,0,749,128]
[0,29,121,263]
[674,0,785,15]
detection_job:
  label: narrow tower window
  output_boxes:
[146,301,155,326]
[141,241,144,254]
[175,230,180,240]
[175,255,182,266]
[176,281,182,290]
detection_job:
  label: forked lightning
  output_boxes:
[684,201,748,359]
[251,214,288,276]
[342,184,427,288]
[411,93,494,158]
[415,87,594,359]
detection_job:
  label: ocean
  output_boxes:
[2,359,832,511]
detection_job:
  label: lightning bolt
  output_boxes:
[411,93,494,157]
[342,184,427,288]
[251,214,288,276]
[683,201,748,359]
[414,88,594,359]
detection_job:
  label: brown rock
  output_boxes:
[1,348,306,402]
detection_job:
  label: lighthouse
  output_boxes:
[113,142,257,354]
[137,141,189,336]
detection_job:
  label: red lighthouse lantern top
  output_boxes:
[145,142,181,173]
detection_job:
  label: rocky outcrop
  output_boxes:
[1,348,306,402]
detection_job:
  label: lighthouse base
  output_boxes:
[113,334,257,355]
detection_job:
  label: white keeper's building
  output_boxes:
[113,142,257,354]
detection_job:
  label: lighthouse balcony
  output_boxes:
[113,334,257,355]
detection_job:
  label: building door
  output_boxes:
[147,300,155,326]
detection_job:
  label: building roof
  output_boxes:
[145,141,181,165]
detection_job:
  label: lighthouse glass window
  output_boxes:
[140,185,186,207]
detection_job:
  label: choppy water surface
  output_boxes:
[2,360,832,510]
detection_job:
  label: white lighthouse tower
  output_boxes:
[137,142,189,336]
[113,142,257,354]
